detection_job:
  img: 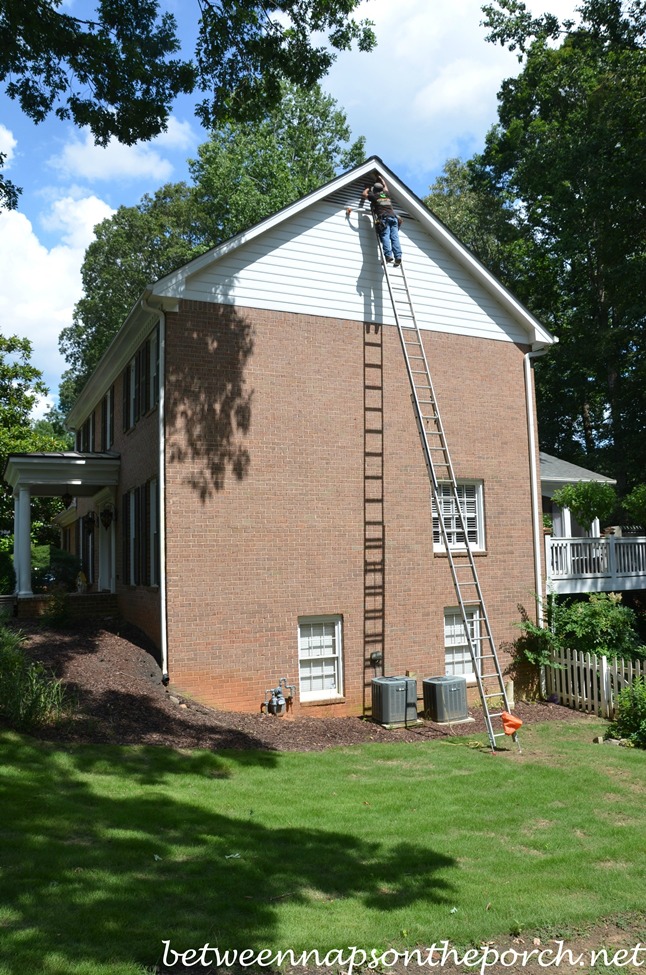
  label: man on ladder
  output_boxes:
[361,176,403,267]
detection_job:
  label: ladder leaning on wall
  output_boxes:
[376,235,520,753]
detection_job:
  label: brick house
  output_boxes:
[5,157,555,715]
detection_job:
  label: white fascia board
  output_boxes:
[150,155,556,350]
[66,294,177,430]
[4,454,121,492]
[150,159,388,297]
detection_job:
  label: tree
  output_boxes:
[0,152,19,210]
[58,83,365,411]
[622,484,646,528]
[551,481,617,532]
[0,334,69,540]
[0,0,375,206]
[58,181,207,411]
[477,0,646,491]
[423,157,529,287]
[188,82,366,244]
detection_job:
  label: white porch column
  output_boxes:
[563,506,573,537]
[13,495,19,592]
[16,487,33,596]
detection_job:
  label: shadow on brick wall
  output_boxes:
[166,303,254,501]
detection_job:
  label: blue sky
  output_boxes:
[0,0,578,414]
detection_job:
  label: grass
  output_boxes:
[0,720,644,974]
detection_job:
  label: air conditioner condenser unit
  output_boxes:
[423,676,469,723]
[371,676,418,727]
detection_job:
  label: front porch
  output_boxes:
[3,451,121,598]
[545,534,646,594]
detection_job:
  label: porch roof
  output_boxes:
[540,451,616,498]
[3,452,121,498]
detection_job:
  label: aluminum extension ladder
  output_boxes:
[377,239,519,752]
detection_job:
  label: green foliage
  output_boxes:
[43,583,71,627]
[513,603,560,668]
[0,0,374,203]
[608,678,646,748]
[0,625,67,730]
[0,150,20,208]
[59,83,366,410]
[514,593,646,668]
[189,81,366,245]
[622,484,646,528]
[476,0,646,490]
[423,157,527,284]
[31,545,82,594]
[0,333,70,535]
[58,181,206,408]
[0,547,15,595]
[558,594,645,660]
[552,481,617,531]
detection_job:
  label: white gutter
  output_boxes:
[524,348,549,625]
[141,298,169,683]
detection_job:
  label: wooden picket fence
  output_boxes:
[546,647,646,718]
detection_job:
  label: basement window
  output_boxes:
[298,616,344,701]
[444,606,480,682]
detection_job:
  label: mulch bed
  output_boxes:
[13,619,593,752]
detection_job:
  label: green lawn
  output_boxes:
[0,720,644,974]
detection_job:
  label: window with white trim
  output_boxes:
[444,606,480,680]
[149,478,159,587]
[433,482,485,550]
[101,386,114,450]
[298,616,344,701]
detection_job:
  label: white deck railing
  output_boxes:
[545,535,646,594]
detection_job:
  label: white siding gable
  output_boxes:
[154,179,536,346]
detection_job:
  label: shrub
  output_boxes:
[608,677,646,748]
[0,548,15,595]
[512,593,646,671]
[512,603,560,668]
[557,593,645,660]
[32,545,82,593]
[0,624,68,730]
[622,484,646,528]
[43,583,71,627]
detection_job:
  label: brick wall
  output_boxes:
[163,300,537,715]
[74,346,163,646]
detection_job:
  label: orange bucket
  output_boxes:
[501,711,523,735]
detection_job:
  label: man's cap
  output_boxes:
[372,182,384,193]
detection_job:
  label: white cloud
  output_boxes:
[0,194,114,398]
[0,124,17,167]
[324,0,580,180]
[47,115,197,184]
[153,116,195,151]
[41,193,114,249]
[50,131,176,183]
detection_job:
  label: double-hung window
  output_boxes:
[444,606,480,681]
[298,616,343,701]
[433,481,485,551]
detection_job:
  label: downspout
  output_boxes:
[524,347,549,627]
[142,298,169,685]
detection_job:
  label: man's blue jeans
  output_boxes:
[378,215,402,260]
